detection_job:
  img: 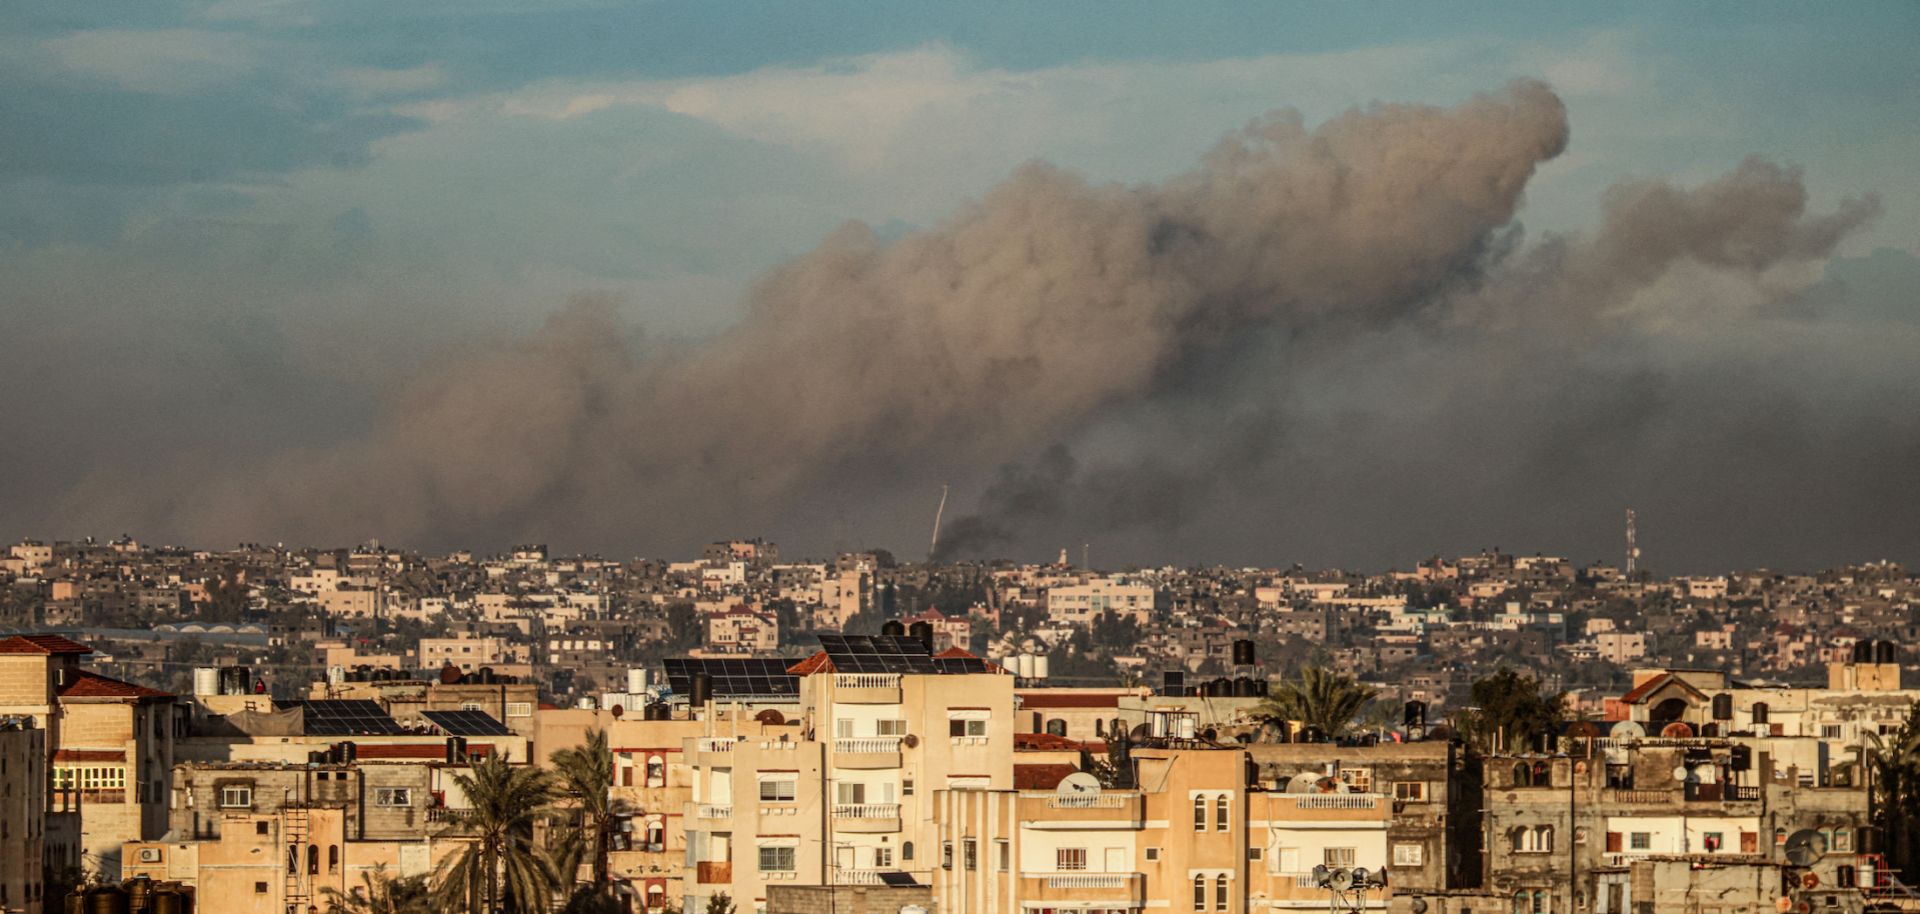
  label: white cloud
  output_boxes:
[333,63,449,98]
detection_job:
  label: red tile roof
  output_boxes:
[1014,732,1108,752]
[934,646,1007,674]
[0,634,94,655]
[1618,673,1706,705]
[355,743,494,760]
[1014,763,1079,790]
[786,651,831,676]
[55,749,127,763]
[58,670,171,700]
[1017,692,1123,709]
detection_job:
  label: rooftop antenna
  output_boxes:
[927,484,949,562]
[1625,508,1639,576]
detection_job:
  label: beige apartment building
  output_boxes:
[681,636,1013,914]
[931,744,1393,914]
[0,719,48,914]
[0,634,177,881]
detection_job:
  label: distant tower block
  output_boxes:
[1625,508,1640,576]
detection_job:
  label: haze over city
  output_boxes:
[4,4,1918,572]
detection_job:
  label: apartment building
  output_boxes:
[1047,577,1160,626]
[931,744,1394,914]
[704,606,780,655]
[0,719,48,914]
[681,635,1013,914]
[0,634,177,880]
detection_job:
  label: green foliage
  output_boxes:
[1869,700,1920,880]
[664,603,701,652]
[1453,668,1567,754]
[1089,611,1140,650]
[432,752,559,914]
[549,729,617,901]
[1254,666,1378,741]
[703,892,738,914]
[321,866,433,914]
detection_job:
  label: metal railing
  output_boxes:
[833,673,902,689]
[695,804,732,819]
[694,738,735,753]
[1042,794,1133,809]
[1026,873,1135,889]
[1285,795,1379,810]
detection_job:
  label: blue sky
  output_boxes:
[4,2,1918,566]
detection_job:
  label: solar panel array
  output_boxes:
[877,872,920,888]
[815,634,940,674]
[934,656,993,675]
[295,700,407,736]
[421,709,513,737]
[663,658,800,698]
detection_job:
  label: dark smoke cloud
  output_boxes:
[54,81,1572,548]
[30,80,1912,571]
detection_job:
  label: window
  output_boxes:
[1703,831,1723,852]
[875,719,907,736]
[220,786,253,808]
[902,778,914,796]
[254,883,267,895]
[1057,848,1087,871]
[375,788,412,807]
[1144,847,1161,862]
[757,846,795,872]
[1193,795,1208,831]
[759,779,796,803]
[1630,832,1651,851]
[1822,724,1843,739]
[1393,781,1428,802]
[1193,876,1206,910]
[874,846,893,868]
[256,822,270,835]
[964,838,978,871]
[1394,843,1425,866]
[1325,847,1356,867]
[506,702,533,718]
[836,719,855,739]
[1216,794,1230,832]
[1215,874,1228,911]
[1341,767,1372,791]
[836,782,866,805]
[942,841,953,870]
[328,845,339,873]
[1834,829,1853,852]
[996,839,1010,872]
[949,718,987,738]
[459,701,485,712]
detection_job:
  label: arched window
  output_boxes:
[1511,828,1527,853]
[1532,761,1551,785]
[1214,874,1228,911]
[901,841,913,861]
[1046,718,1068,737]
[1215,794,1230,832]
[328,845,339,873]
[1193,795,1207,831]
[1513,762,1532,787]
[645,755,665,788]
[1095,718,1105,737]
[307,844,319,874]
[1512,890,1529,914]
[1193,875,1206,910]
[1537,826,1554,853]
[1532,889,1549,913]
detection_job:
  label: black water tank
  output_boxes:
[644,702,670,721]
[881,620,907,637]
[1233,677,1257,697]
[341,741,357,764]
[1404,700,1427,729]
[1730,745,1752,771]
[476,667,495,684]
[445,738,461,764]
[689,672,713,707]
[1210,677,1233,697]
[1232,639,1256,666]
[910,621,935,652]
[151,890,187,914]
[1854,640,1874,662]
[1712,693,1733,720]
[1877,641,1898,664]
[85,886,128,914]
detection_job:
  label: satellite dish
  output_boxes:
[902,733,920,748]
[1328,867,1354,891]
[1058,771,1102,795]
[1672,766,1691,782]
[1287,772,1323,794]
[1783,829,1827,867]
[1410,900,1429,914]
[1801,871,1820,890]
[755,709,785,725]
[1610,720,1646,741]
[1662,722,1695,739]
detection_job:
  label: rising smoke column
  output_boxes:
[61,80,1577,550]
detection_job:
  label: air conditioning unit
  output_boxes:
[138,848,163,863]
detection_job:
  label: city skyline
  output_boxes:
[5,4,1919,572]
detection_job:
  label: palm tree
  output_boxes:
[433,752,560,914]
[321,866,432,914]
[1868,700,1920,882]
[550,729,619,911]
[1254,666,1377,742]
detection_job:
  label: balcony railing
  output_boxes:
[1288,795,1379,810]
[833,803,900,819]
[1039,874,1132,889]
[834,673,901,689]
[1604,788,1673,805]
[834,737,903,754]
[834,869,889,885]
[695,804,732,819]
[694,738,735,753]
[1041,794,1131,809]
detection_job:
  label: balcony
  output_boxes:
[1017,792,1144,828]
[694,804,732,820]
[695,861,732,884]
[1259,794,1391,823]
[834,869,892,886]
[1603,788,1676,805]
[832,803,901,834]
[832,737,903,769]
[832,673,902,704]
[1020,872,1145,905]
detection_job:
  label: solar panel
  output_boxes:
[877,872,919,887]
[294,700,407,736]
[817,633,940,674]
[663,658,800,698]
[422,709,513,737]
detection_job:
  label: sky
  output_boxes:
[3,2,1917,572]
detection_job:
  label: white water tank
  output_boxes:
[1031,655,1049,680]
[192,667,219,696]
[627,668,648,694]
